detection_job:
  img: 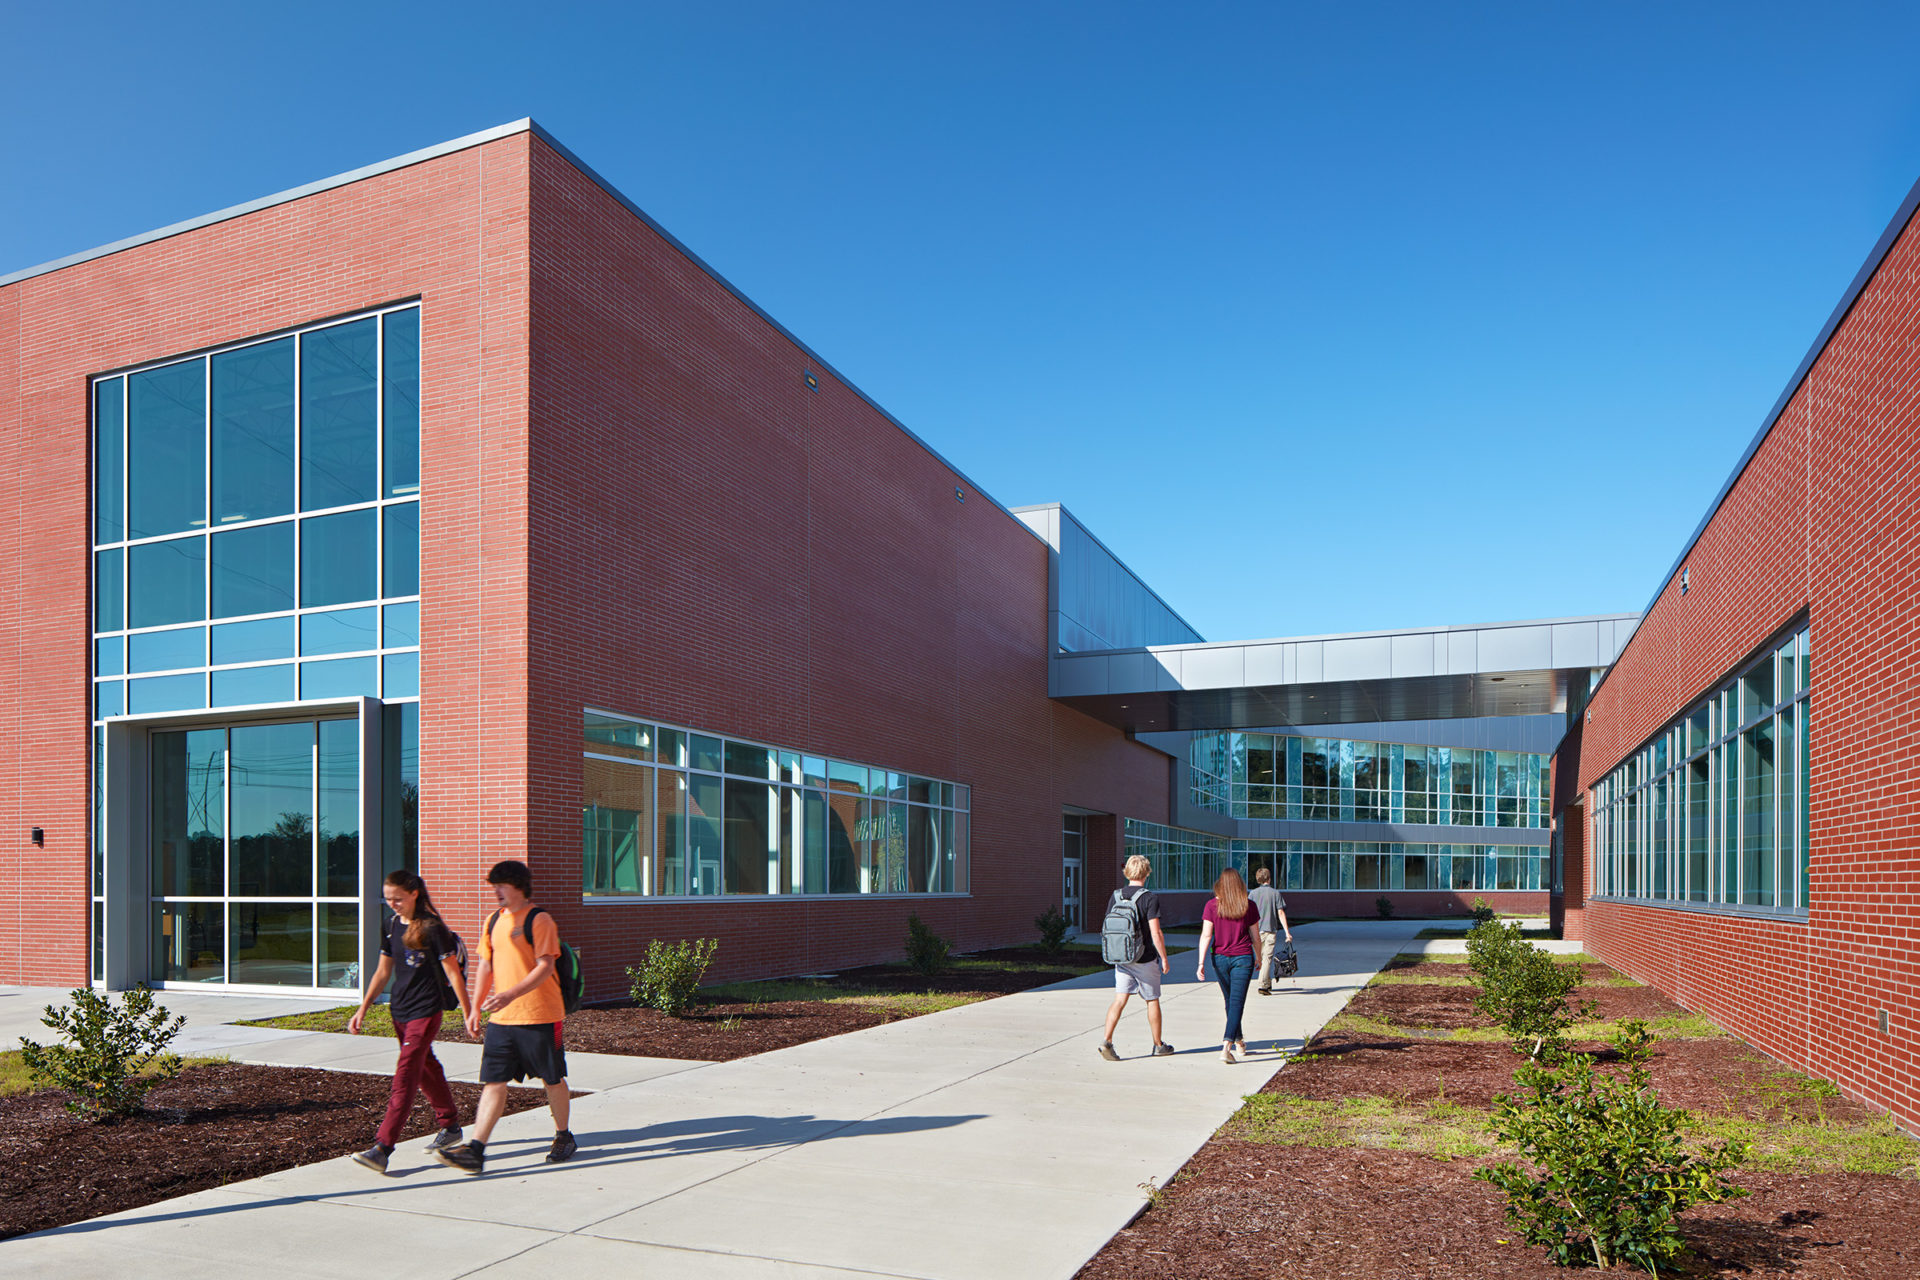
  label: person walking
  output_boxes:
[434,859,576,1174]
[1195,867,1259,1062]
[1249,865,1294,995]
[1097,854,1175,1061]
[348,869,471,1174]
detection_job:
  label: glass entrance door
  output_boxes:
[1062,813,1088,932]
[150,717,361,989]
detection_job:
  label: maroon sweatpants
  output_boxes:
[376,1013,460,1148]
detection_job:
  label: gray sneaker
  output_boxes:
[1152,1042,1175,1056]
[1098,1041,1121,1062]
[425,1126,464,1152]
[350,1144,390,1175]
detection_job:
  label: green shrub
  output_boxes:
[1467,923,1593,1059]
[1470,896,1498,924]
[1375,895,1395,919]
[1033,904,1071,954]
[1476,1043,1746,1272]
[1465,917,1527,982]
[626,937,718,1016]
[906,913,952,976]
[18,986,185,1119]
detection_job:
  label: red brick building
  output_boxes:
[1566,174,1920,1132]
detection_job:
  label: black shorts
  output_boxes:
[479,1020,567,1086]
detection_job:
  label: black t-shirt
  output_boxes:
[1119,885,1161,957]
[382,914,455,1024]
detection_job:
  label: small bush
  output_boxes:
[1476,1043,1747,1272]
[906,913,952,976]
[1468,922,1594,1059]
[18,986,185,1119]
[1465,917,1527,982]
[1375,895,1395,919]
[1470,896,1497,924]
[626,937,718,1016]
[1033,904,1071,954]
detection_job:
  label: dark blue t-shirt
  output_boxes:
[382,914,454,1024]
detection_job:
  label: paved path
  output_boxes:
[0,920,1429,1279]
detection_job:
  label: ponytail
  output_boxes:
[384,869,446,952]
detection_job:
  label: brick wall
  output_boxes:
[1575,196,1920,1130]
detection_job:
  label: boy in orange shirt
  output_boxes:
[434,859,575,1173]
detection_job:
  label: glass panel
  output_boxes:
[128,358,205,539]
[1742,657,1775,725]
[321,903,361,989]
[657,727,687,768]
[151,728,226,897]
[723,779,774,894]
[93,900,105,984]
[1741,719,1775,906]
[300,319,377,510]
[211,521,295,618]
[725,741,774,779]
[95,680,124,718]
[95,378,124,545]
[584,712,653,760]
[689,734,723,773]
[908,803,935,891]
[688,774,723,894]
[229,721,314,898]
[381,702,419,877]
[129,535,206,628]
[583,756,651,895]
[300,508,378,606]
[301,656,377,699]
[871,801,906,892]
[153,902,224,983]
[382,601,420,649]
[128,672,204,714]
[301,606,379,655]
[656,770,687,895]
[382,652,419,699]
[317,719,360,898]
[383,309,421,498]
[213,616,295,665]
[212,663,295,707]
[1687,756,1709,901]
[802,756,827,789]
[229,902,314,986]
[211,337,295,524]
[95,547,123,632]
[804,788,827,894]
[129,625,204,674]
[383,502,419,598]
[827,790,860,893]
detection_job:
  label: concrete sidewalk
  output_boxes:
[1,920,1425,1279]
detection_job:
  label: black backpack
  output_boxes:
[1272,938,1299,979]
[485,905,585,1014]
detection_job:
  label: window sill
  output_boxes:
[1586,895,1808,925]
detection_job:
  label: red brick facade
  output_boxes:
[1571,189,1920,1131]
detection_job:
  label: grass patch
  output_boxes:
[1224,1092,1497,1160]
[696,979,984,1018]
[1694,1112,1920,1177]
[239,1004,374,1035]
[1367,971,1478,987]
[1325,1008,1727,1044]
[0,1049,228,1099]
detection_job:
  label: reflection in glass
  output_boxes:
[688,775,722,895]
[128,359,206,539]
[300,508,377,606]
[583,757,650,895]
[382,601,420,649]
[96,547,123,632]
[321,903,360,988]
[212,663,295,707]
[211,338,295,524]
[229,721,314,898]
[300,319,377,510]
[129,535,206,628]
[211,521,295,618]
[383,309,421,498]
[318,719,360,897]
[383,502,419,598]
[301,606,379,655]
[95,681,124,718]
[382,702,419,877]
[723,779,774,894]
[97,636,124,677]
[130,626,205,674]
[382,652,419,699]
[656,770,686,896]
[128,673,204,714]
[213,616,296,665]
[154,902,224,983]
[301,656,377,699]
[229,902,313,986]
[96,378,124,544]
[151,728,226,896]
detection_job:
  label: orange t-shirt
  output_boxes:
[480,905,565,1025]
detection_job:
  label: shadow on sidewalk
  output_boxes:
[21,1110,985,1239]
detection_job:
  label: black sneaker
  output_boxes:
[547,1129,577,1164]
[1097,1041,1120,1062]
[434,1141,485,1175]
[350,1144,390,1175]
[1152,1042,1175,1056]
[425,1125,464,1152]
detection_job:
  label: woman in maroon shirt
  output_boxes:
[1196,867,1259,1062]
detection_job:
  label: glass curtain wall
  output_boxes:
[1191,732,1549,828]
[1123,819,1547,894]
[581,711,970,899]
[1591,627,1809,914]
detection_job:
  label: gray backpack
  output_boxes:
[1100,889,1149,964]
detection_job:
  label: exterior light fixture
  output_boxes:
[804,370,820,392]
[954,487,965,503]
[1681,567,1689,596]
[30,827,43,846]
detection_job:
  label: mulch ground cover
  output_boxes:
[1078,957,1920,1278]
[0,1062,550,1241]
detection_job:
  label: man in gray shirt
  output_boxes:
[1249,866,1293,994]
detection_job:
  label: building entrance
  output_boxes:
[1062,812,1088,931]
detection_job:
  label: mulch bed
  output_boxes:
[1079,960,1920,1277]
[1078,1143,1920,1279]
[0,1062,550,1241]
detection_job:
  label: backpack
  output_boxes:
[1100,888,1150,965]
[439,930,470,1012]
[485,906,585,1014]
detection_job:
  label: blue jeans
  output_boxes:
[1210,953,1255,1043]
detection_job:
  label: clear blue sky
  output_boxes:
[7,3,1919,641]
